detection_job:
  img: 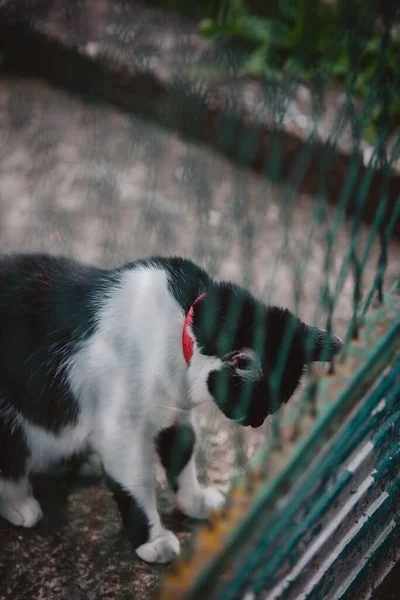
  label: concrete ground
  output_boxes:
[0,71,399,600]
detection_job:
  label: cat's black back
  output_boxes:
[0,253,107,432]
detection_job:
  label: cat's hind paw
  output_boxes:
[0,496,43,528]
[177,486,225,520]
[136,529,180,563]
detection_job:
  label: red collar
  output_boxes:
[182,294,206,364]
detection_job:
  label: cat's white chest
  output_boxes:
[147,384,190,431]
[87,267,191,433]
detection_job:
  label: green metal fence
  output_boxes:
[151,1,400,597]
[158,284,399,599]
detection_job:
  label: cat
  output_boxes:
[0,253,343,563]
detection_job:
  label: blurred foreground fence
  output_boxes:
[0,1,399,599]
[158,283,400,600]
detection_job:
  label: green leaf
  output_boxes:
[331,52,350,77]
[279,0,305,22]
[362,36,381,56]
[235,17,292,45]
[364,122,378,144]
[355,73,370,96]
[371,104,382,122]
[283,57,309,79]
[388,49,400,71]
[199,19,219,37]
[235,17,272,42]
[220,0,248,22]
[244,43,269,76]
[389,97,400,118]
[265,20,293,47]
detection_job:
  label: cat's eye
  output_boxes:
[233,354,252,371]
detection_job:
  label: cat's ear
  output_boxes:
[305,326,343,362]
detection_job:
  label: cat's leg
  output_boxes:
[156,423,225,520]
[76,450,103,478]
[59,450,103,480]
[93,433,180,564]
[0,478,43,528]
[0,404,43,528]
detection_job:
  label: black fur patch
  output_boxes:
[0,400,29,480]
[0,253,118,436]
[192,282,342,426]
[105,475,150,549]
[155,425,195,492]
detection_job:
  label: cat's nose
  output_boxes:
[236,415,264,428]
[248,414,266,428]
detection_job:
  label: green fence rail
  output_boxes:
[158,284,400,599]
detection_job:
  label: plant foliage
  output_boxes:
[199,0,400,143]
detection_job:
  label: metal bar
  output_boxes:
[257,424,400,600]
[303,467,400,600]
[249,406,399,597]
[339,521,400,600]
[208,340,400,600]
[224,397,400,599]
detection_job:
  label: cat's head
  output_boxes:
[190,283,343,428]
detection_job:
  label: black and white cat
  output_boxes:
[0,253,342,563]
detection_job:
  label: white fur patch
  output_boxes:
[186,352,223,407]
[0,495,43,528]
[0,478,43,527]
[69,266,222,441]
[24,419,92,473]
[136,529,180,564]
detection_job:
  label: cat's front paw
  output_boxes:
[136,529,180,564]
[177,486,225,520]
[0,496,43,528]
